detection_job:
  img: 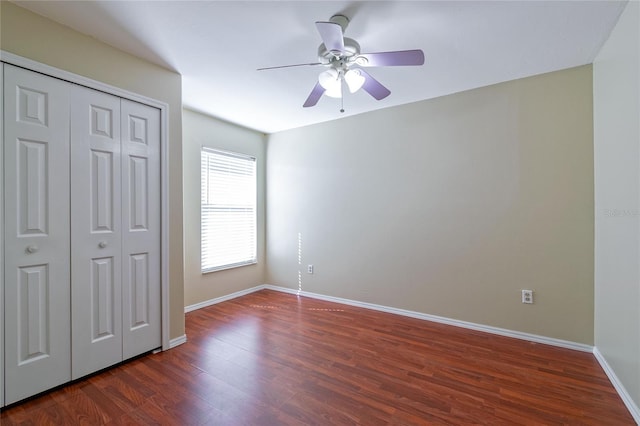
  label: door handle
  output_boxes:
[98,241,107,248]
[26,245,38,254]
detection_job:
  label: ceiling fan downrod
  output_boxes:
[329,14,349,32]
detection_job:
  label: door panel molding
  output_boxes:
[2,50,171,353]
[71,85,123,379]
[121,99,161,359]
[3,64,72,405]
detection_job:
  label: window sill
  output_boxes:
[202,260,257,274]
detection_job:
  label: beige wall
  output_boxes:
[267,65,594,344]
[594,0,640,413]
[183,109,267,307]
[1,2,185,339]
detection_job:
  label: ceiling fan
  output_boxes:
[258,14,425,110]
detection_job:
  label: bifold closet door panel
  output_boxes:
[121,100,161,359]
[3,64,72,404]
[70,85,123,380]
[1,63,4,407]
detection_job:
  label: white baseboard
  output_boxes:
[184,285,267,313]
[263,284,594,353]
[593,347,640,424]
[183,284,638,422]
[185,283,593,352]
[169,334,187,349]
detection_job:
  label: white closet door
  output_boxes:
[121,100,161,359]
[1,62,5,408]
[70,85,123,379]
[3,64,71,404]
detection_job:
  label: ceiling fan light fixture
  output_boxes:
[324,84,342,98]
[344,69,365,93]
[318,68,342,98]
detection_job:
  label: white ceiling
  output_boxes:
[13,1,626,134]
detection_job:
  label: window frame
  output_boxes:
[200,146,257,273]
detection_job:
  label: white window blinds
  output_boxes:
[201,148,257,273]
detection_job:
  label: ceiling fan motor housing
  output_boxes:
[318,37,361,62]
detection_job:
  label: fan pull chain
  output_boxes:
[340,78,345,113]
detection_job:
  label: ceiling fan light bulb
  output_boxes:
[319,69,342,98]
[324,84,342,98]
[318,69,339,89]
[345,69,365,93]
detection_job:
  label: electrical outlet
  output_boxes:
[307,265,314,274]
[522,289,534,304]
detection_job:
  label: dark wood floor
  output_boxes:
[1,289,635,425]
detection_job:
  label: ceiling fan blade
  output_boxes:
[303,82,326,108]
[359,70,391,100]
[257,62,322,71]
[315,21,345,55]
[356,49,425,67]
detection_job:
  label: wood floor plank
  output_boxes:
[1,289,635,425]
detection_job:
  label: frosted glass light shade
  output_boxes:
[318,69,342,98]
[344,69,365,93]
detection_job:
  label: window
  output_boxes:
[201,148,257,272]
